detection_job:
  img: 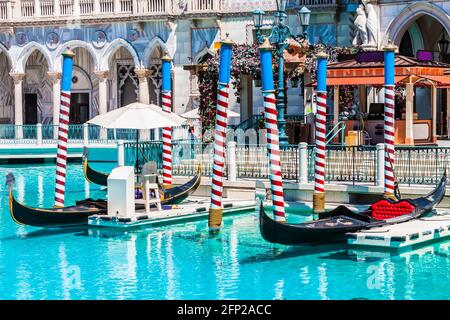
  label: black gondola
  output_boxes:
[84,159,109,186]
[259,172,447,245]
[10,165,202,229]
[9,189,106,228]
[84,159,202,205]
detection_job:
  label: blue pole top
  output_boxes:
[161,53,172,91]
[218,35,234,84]
[383,41,397,86]
[316,51,328,92]
[258,38,275,92]
[61,49,75,92]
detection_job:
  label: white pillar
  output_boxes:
[135,69,150,104]
[73,0,81,15]
[36,123,42,145]
[83,123,89,146]
[54,0,61,15]
[95,71,109,140]
[431,85,437,143]
[35,0,41,16]
[114,0,121,13]
[117,140,125,166]
[93,0,100,14]
[405,81,414,145]
[48,72,62,139]
[298,142,308,184]
[10,73,24,140]
[227,141,236,181]
[376,143,385,187]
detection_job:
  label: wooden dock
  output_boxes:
[347,212,450,250]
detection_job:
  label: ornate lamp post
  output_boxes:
[253,2,311,144]
[438,28,449,61]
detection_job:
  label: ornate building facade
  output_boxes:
[2,0,447,134]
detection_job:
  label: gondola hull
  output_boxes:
[9,190,105,228]
[84,160,109,186]
[260,173,447,245]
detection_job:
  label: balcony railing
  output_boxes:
[0,0,221,20]
[298,0,337,8]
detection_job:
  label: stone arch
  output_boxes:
[384,2,450,47]
[194,46,214,64]
[0,43,13,71]
[16,42,54,73]
[406,22,424,56]
[100,38,140,70]
[54,40,100,71]
[142,37,170,68]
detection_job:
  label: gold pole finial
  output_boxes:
[383,39,398,52]
[62,48,75,58]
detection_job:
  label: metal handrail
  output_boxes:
[326,121,346,145]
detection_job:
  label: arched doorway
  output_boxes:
[70,47,96,123]
[23,50,52,125]
[147,45,164,105]
[0,50,13,124]
[109,46,139,109]
[397,13,450,139]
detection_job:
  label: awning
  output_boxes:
[306,76,408,87]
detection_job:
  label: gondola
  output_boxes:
[9,165,202,229]
[9,189,106,228]
[84,159,109,186]
[259,172,447,245]
[78,163,202,207]
[83,160,201,204]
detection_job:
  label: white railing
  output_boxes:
[79,0,94,14]
[60,0,73,15]
[21,0,35,17]
[120,0,132,13]
[99,0,113,13]
[189,0,216,12]
[2,0,220,20]
[298,0,337,8]
[40,0,54,16]
[0,2,8,20]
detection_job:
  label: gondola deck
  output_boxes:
[346,212,450,251]
[88,199,256,229]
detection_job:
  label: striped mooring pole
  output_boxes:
[208,36,233,234]
[54,49,75,207]
[383,41,397,198]
[313,51,328,214]
[259,39,286,222]
[161,53,173,186]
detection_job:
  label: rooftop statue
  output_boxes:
[352,7,368,47]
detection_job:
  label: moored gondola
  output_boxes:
[9,189,106,228]
[84,159,109,186]
[259,172,447,245]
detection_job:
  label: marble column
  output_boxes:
[94,70,110,140]
[135,68,151,104]
[48,72,62,139]
[10,73,25,139]
[405,81,414,145]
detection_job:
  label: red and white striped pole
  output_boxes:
[259,39,286,222]
[383,42,397,197]
[313,51,328,214]
[209,36,234,234]
[54,49,75,207]
[161,54,173,186]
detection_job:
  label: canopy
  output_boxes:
[306,76,408,87]
[87,102,186,129]
[181,107,240,119]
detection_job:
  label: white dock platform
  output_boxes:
[347,212,450,250]
[88,198,256,229]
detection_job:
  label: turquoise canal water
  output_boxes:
[1,163,450,300]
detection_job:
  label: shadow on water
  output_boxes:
[1,226,88,241]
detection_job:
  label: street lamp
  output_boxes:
[253,3,311,144]
[298,6,311,39]
[438,28,449,56]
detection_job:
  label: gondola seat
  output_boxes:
[370,200,415,220]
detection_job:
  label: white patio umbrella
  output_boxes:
[181,107,240,120]
[87,102,186,170]
[87,102,185,129]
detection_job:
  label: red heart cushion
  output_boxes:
[370,200,415,221]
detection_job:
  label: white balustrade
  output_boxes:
[99,0,113,13]
[79,0,93,14]
[21,0,35,17]
[298,0,336,8]
[40,0,54,15]
[120,0,132,13]
[59,0,73,15]
[0,2,8,20]
[189,0,215,12]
